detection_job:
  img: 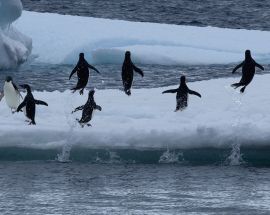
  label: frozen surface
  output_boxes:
[0,0,32,69]
[0,75,269,150]
[14,11,270,66]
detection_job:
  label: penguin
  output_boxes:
[162,75,201,111]
[16,84,48,125]
[122,51,144,96]
[231,50,264,93]
[71,90,102,127]
[69,53,100,95]
[3,76,22,113]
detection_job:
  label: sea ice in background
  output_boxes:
[0,0,32,69]
[15,11,270,66]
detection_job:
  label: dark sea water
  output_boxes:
[1,163,270,215]
[2,1,270,214]
[22,0,270,31]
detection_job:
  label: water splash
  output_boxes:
[56,92,77,162]
[225,86,244,165]
[159,149,183,164]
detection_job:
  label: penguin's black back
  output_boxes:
[80,98,95,123]
[122,57,134,92]
[24,93,36,124]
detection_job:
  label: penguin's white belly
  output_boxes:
[4,85,20,109]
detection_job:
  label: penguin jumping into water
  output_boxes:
[16,84,48,125]
[162,76,201,111]
[3,76,22,113]
[122,51,144,96]
[69,53,100,95]
[231,50,264,93]
[72,90,102,127]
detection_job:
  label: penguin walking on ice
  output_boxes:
[16,84,48,125]
[71,90,102,127]
[162,75,201,111]
[122,51,144,96]
[231,50,264,93]
[69,53,100,95]
[3,76,22,113]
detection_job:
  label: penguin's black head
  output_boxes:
[79,53,85,59]
[245,50,251,59]
[5,76,12,82]
[88,90,95,98]
[180,75,186,84]
[125,51,131,59]
[20,84,31,92]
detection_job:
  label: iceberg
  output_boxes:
[0,0,32,69]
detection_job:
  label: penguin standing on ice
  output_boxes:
[16,84,48,125]
[231,50,264,93]
[72,90,102,127]
[162,76,201,111]
[3,76,22,113]
[69,53,100,95]
[122,51,144,96]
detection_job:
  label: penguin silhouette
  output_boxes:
[162,76,201,111]
[122,51,144,96]
[72,90,102,127]
[231,50,264,93]
[69,53,100,95]
[17,84,48,125]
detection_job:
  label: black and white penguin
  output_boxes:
[162,76,201,111]
[231,50,264,93]
[16,84,48,125]
[3,76,22,113]
[71,90,102,127]
[122,51,144,96]
[69,53,100,95]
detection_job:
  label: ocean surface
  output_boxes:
[1,163,270,214]
[1,1,270,214]
[22,0,270,31]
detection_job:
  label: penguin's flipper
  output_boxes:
[35,100,48,106]
[69,65,78,80]
[255,62,264,70]
[132,64,144,77]
[72,105,84,113]
[95,105,102,111]
[188,89,201,98]
[17,100,26,112]
[87,62,100,74]
[232,62,244,74]
[162,89,178,94]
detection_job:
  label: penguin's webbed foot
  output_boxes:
[79,89,84,95]
[125,90,131,96]
[87,124,92,127]
[240,86,246,93]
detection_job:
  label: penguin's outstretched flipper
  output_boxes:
[95,105,102,111]
[16,100,26,112]
[162,89,178,94]
[35,100,48,106]
[132,64,144,77]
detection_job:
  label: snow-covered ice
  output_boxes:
[0,75,269,150]
[13,11,270,66]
